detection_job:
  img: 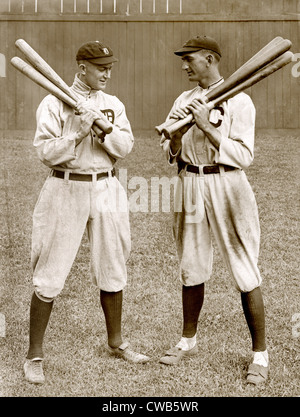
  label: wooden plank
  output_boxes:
[8,0,23,13]
[102,21,120,95]
[168,0,181,14]
[182,0,207,13]
[290,20,300,129]
[36,0,61,13]
[0,0,9,13]
[115,0,130,14]
[155,0,169,14]
[255,21,269,129]
[133,22,144,129]
[125,22,135,126]
[75,0,88,13]
[0,21,8,129]
[128,0,141,14]
[139,0,153,14]
[115,22,128,112]
[156,21,166,122]
[62,0,76,13]
[283,19,299,129]
[141,22,151,128]
[62,21,77,87]
[172,21,184,101]
[101,0,115,13]
[149,21,158,127]
[87,0,100,13]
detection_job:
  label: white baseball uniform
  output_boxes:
[32,74,133,300]
[161,80,262,292]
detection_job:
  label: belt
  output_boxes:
[184,164,236,175]
[51,168,115,181]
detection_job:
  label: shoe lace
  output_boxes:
[31,360,43,375]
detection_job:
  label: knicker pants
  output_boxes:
[173,167,262,292]
[31,175,131,299]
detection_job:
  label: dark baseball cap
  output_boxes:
[174,35,221,57]
[76,41,118,64]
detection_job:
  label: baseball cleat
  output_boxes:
[24,358,45,384]
[246,363,268,385]
[159,345,198,365]
[107,341,150,363]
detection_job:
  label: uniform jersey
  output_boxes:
[34,74,134,173]
[161,80,256,170]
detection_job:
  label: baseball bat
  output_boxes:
[229,36,284,76]
[15,39,79,102]
[204,37,291,102]
[11,57,113,135]
[155,37,292,134]
[14,39,113,135]
[162,51,294,138]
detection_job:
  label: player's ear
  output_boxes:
[78,61,87,75]
[206,54,213,66]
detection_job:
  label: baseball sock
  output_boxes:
[182,283,205,339]
[26,292,53,360]
[241,286,267,354]
[100,290,123,349]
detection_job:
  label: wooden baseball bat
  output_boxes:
[14,39,113,135]
[162,51,294,138]
[229,36,284,76]
[11,57,113,135]
[155,37,292,134]
[204,37,291,102]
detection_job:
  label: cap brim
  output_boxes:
[174,47,202,56]
[87,56,118,64]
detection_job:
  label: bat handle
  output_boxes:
[74,102,113,134]
[155,118,178,135]
[162,114,194,139]
[93,118,113,134]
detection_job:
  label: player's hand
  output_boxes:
[74,101,107,143]
[169,105,190,120]
[169,122,194,154]
[186,98,210,131]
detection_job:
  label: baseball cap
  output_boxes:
[76,41,118,64]
[174,35,221,57]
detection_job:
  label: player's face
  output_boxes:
[181,51,209,83]
[81,62,113,90]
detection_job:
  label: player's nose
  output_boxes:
[182,61,189,71]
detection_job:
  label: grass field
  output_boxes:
[0,130,299,398]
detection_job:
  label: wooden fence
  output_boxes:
[0,0,299,132]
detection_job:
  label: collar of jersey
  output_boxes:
[198,77,224,93]
[71,73,101,98]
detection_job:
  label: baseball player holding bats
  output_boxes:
[24,41,150,385]
[159,35,269,385]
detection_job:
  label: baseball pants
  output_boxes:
[173,167,262,292]
[31,173,131,300]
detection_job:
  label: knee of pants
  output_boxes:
[34,289,55,303]
[33,278,64,301]
[235,277,262,293]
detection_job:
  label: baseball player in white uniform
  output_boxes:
[24,41,149,385]
[159,36,269,385]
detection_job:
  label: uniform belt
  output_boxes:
[185,164,236,175]
[51,168,115,181]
